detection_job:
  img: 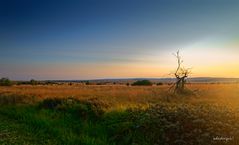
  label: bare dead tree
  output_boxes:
[170,50,191,93]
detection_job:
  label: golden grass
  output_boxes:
[0,83,239,108]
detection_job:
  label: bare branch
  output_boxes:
[170,50,191,94]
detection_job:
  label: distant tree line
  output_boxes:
[132,80,153,86]
[130,80,164,86]
[0,77,13,86]
[0,77,59,86]
[17,79,57,85]
[0,77,164,87]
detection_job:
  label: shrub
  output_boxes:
[156,82,163,86]
[38,98,109,120]
[30,79,38,85]
[132,80,152,86]
[103,103,239,145]
[44,81,56,85]
[85,81,90,85]
[38,98,64,109]
[0,77,13,86]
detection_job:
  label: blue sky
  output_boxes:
[1,0,239,80]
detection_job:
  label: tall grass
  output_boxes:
[0,84,239,106]
[1,84,239,144]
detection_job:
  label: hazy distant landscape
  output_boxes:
[50,77,239,84]
[8,77,239,87]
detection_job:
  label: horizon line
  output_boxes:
[6,76,239,82]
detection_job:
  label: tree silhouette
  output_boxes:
[170,50,191,93]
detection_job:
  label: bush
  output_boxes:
[85,81,90,85]
[104,104,239,145]
[30,79,38,85]
[132,80,152,86]
[0,77,13,86]
[156,82,163,86]
[38,98,109,120]
[38,98,64,110]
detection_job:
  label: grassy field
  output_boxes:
[1,83,239,145]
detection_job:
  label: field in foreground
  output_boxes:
[1,84,239,145]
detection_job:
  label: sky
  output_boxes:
[0,0,239,80]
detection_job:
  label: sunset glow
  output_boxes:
[0,0,239,80]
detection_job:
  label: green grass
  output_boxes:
[1,97,239,145]
[0,103,110,145]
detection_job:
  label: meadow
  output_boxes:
[1,83,239,145]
